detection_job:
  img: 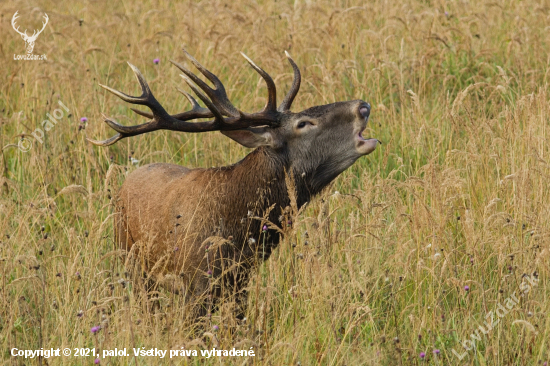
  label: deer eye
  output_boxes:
[297,121,308,129]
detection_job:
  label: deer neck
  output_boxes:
[212,148,284,261]
[224,147,293,216]
[222,147,334,217]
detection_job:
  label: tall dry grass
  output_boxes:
[1,0,550,364]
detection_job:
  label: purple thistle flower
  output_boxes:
[433,349,440,355]
[464,285,470,291]
[94,358,100,364]
[213,325,219,331]
[153,58,160,65]
[419,352,426,359]
[80,117,88,123]
[91,325,100,334]
[262,224,268,232]
[207,270,212,277]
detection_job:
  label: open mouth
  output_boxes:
[357,127,379,143]
[357,126,370,141]
[356,112,378,142]
[357,128,379,146]
[356,104,380,153]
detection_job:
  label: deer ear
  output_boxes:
[221,127,276,148]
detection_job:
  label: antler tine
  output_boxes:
[129,108,153,118]
[101,114,153,134]
[87,132,124,147]
[181,49,243,118]
[11,11,18,26]
[128,88,212,120]
[86,114,133,146]
[98,82,142,104]
[38,13,49,33]
[278,51,301,112]
[171,62,212,98]
[11,11,27,37]
[171,51,240,118]
[181,49,226,92]
[99,62,172,117]
[99,67,145,105]
[240,53,277,113]
[171,60,238,118]
[180,74,227,125]
[177,88,204,110]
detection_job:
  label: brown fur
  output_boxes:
[116,148,289,316]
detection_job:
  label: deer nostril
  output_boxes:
[359,104,370,118]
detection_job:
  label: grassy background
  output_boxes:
[1,0,550,364]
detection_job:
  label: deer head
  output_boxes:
[88,49,379,198]
[11,11,49,54]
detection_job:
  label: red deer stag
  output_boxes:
[89,49,379,319]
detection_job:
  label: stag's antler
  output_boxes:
[11,11,27,38]
[87,49,301,146]
[278,51,301,112]
[11,12,48,40]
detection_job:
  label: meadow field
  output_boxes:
[1,0,550,364]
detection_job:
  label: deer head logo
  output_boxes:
[11,11,49,55]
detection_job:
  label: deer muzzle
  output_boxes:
[355,103,379,155]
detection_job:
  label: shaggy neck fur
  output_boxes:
[213,146,328,262]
